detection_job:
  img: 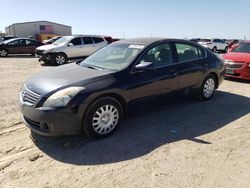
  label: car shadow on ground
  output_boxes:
[225,77,250,84]
[0,54,35,58]
[33,90,250,165]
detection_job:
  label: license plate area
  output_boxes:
[225,68,235,75]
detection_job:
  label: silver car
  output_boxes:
[35,35,108,65]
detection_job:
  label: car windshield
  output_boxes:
[53,36,72,45]
[232,43,250,53]
[80,43,144,71]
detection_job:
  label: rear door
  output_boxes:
[174,42,207,89]
[82,37,96,56]
[24,39,37,53]
[130,42,179,101]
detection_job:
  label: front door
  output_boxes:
[6,39,22,54]
[65,37,83,58]
[130,43,179,101]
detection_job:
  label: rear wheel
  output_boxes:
[54,53,67,65]
[83,97,124,138]
[198,74,217,101]
[0,49,8,57]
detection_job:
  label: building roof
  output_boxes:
[6,20,71,28]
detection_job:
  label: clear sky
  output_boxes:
[0,0,249,39]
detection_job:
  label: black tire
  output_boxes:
[54,53,67,65]
[0,49,8,57]
[212,46,217,53]
[83,97,124,138]
[198,74,217,101]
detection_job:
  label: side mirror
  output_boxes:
[68,43,73,47]
[135,61,154,70]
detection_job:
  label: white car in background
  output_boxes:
[198,39,228,53]
[36,35,108,65]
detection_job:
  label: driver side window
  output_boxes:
[8,40,20,46]
[140,43,173,68]
[70,37,82,46]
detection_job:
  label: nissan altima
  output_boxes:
[20,38,225,138]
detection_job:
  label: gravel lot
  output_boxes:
[0,56,249,188]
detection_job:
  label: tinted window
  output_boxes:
[70,37,82,46]
[83,37,94,44]
[232,43,250,53]
[176,43,204,62]
[93,37,104,44]
[140,43,173,68]
[26,40,35,45]
[8,40,20,46]
[200,39,211,42]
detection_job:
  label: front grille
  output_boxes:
[21,86,41,106]
[36,50,44,55]
[225,61,244,69]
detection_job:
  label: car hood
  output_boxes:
[36,44,63,51]
[25,63,113,96]
[223,52,250,63]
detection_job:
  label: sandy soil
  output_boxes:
[0,56,249,188]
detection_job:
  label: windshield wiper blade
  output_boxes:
[83,64,103,70]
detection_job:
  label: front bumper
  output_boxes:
[35,53,54,63]
[225,62,250,81]
[20,102,84,136]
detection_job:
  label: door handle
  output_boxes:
[202,63,208,68]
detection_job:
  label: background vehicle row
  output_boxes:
[35,35,108,65]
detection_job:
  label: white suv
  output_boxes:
[36,35,108,65]
[198,39,228,53]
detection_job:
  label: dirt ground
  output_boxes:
[0,56,249,188]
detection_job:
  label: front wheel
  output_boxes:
[83,97,124,138]
[0,49,8,57]
[198,74,217,101]
[54,53,67,65]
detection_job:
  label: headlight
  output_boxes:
[43,49,53,54]
[43,87,85,107]
[248,64,250,68]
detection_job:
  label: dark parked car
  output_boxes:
[20,38,225,138]
[0,38,43,57]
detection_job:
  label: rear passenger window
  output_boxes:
[70,37,82,46]
[93,37,104,44]
[175,43,205,62]
[83,37,93,44]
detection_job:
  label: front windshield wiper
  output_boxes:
[82,64,104,71]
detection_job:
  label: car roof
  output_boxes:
[11,38,38,41]
[115,37,193,46]
[70,35,104,38]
